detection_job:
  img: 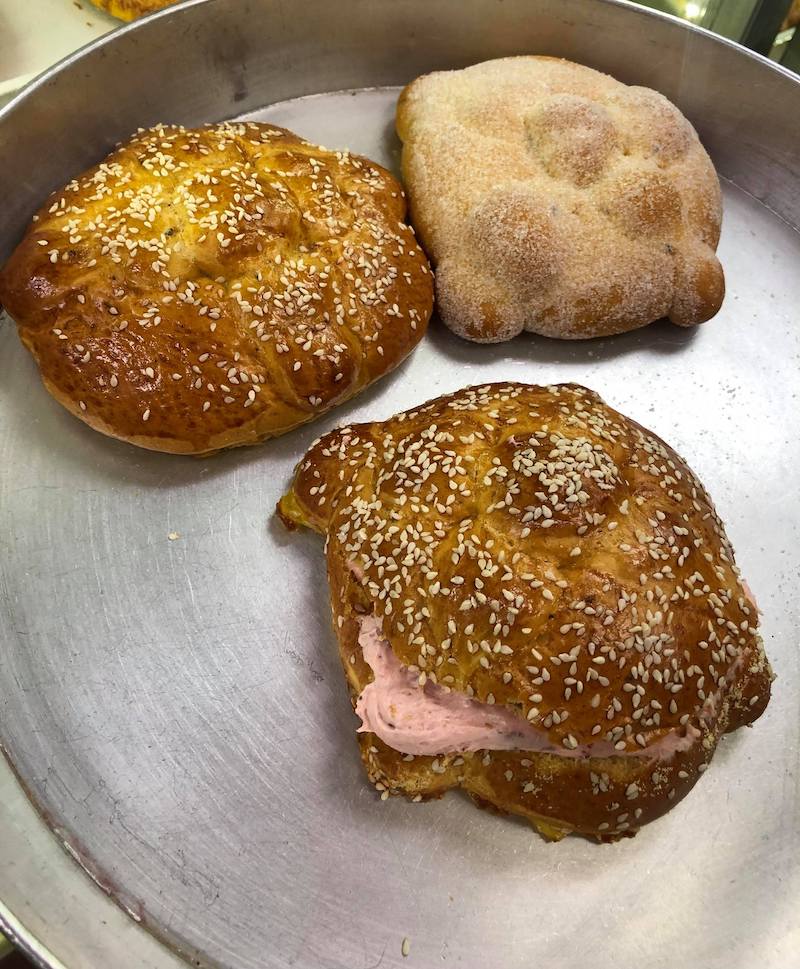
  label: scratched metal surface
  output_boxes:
[0,3,799,969]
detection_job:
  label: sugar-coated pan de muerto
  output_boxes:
[396,57,724,342]
[279,383,772,840]
[0,123,432,454]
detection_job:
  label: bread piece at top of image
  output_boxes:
[0,122,433,455]
[396,56,724,342]
[88,0,181,21]
[278,382,772,841]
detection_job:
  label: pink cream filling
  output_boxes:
[355,616,559,756]
[354,615,706,760]
[742,579,759,612]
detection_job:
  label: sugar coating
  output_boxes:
[397,56,725,342]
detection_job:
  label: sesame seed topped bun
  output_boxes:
[279,383,772,840]
[0,122,433,454]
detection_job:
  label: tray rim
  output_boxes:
[4,0,798,129]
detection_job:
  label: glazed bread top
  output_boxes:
[397,56,724,341]
[280,383,771,758]
[0,122,432,453]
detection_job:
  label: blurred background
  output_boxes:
[638,0,800,64]
[1,0,798,111]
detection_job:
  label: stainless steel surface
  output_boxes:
[1,2,799,969]
[0,754,186,969]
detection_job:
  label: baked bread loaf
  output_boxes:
[278,383,772,840]
[396,56,724,342]
[88,0,180,21]
[0,122,432,454]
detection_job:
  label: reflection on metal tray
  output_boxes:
[0,2,798,968]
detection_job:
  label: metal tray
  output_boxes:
[1,2,798,968]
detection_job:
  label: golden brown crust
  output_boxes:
[396,56,724,342]
[88,0,180,21]
[279,383,772,839]
[0,123,432,454]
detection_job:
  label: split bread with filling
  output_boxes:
[396,56,724,342]
[278,383,772,840]
[0,122,433,454]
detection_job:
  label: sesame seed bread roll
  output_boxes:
[396,56,724,342]
[278,383,772,840]
[0,123,433,454]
